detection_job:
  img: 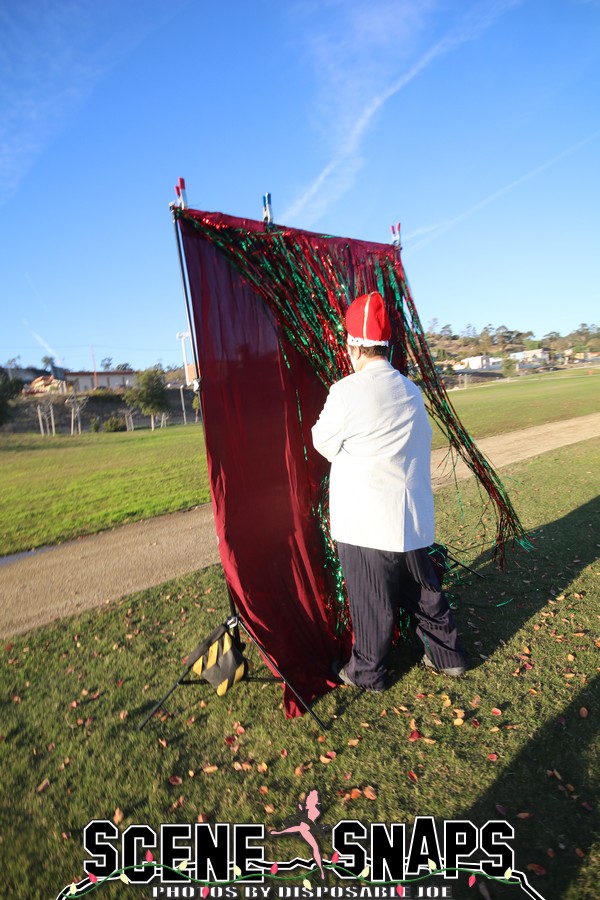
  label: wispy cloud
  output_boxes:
[0,0,185,207]
[281,0,523,225]
[404,129,600,254]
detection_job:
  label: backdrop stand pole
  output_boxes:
[168,185,326,728]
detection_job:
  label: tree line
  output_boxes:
[425,321,599,361]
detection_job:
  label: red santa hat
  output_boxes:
[346,291,391,347]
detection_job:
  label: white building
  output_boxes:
[66,370,137,392]
[453,355,501,371]
[509,349,550,366]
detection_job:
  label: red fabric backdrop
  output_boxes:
[180,212,359,716]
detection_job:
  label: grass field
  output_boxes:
[1,439,598,899]
[0,371,598,556]
[433,369,599,446]
[0,426,210,555]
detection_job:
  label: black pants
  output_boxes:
[337,542,465,691]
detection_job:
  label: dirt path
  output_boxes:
[1,413,599,638]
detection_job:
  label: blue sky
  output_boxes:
[1,0,599,372]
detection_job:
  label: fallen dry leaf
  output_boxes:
[113,808,124,825]
[408,729,421,742]
[347,738,360,747]
[516,812,533,819]
[202,765,218,775]
[37,778,50,794]
[257,762,268,773]
[491,708,502,716]
[168,775,183,785]
[264,804,275,814]
[527,863,546,876]
[363,786,377,800]
[579,707,589,718]
[407,771,418,782]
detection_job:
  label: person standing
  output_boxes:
[312,291,466,692]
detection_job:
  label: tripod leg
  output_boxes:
[236,619,327,730]
[138,668,191,731]
[446,553,484,579]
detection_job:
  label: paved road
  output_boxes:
[1,413,599,638]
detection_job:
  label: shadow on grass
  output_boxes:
[449,495,599,669]
[451,673,598,900]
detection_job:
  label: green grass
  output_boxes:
[1,371,598,557]
[1,440,597,898]
[0,426,210,555]
[1,371,598,555]
[431,368,600,448]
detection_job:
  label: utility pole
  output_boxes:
[90,345,98,389]
[179,384,187,425]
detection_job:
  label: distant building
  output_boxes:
[66,370,137,391]
[6,366,47,387]
[453,355,501,372]
[509,349,550,366]
[29,375,58,393]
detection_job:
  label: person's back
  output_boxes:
[312,358,434,552]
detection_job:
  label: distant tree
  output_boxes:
[114,362,131,371]
[502,357,517,378]
[440,324,453,339]
[101,357,113,371]
[41,355,55,370]
[5,356,21,377]
[478,324,494,354]
[494,325,510,351]
[124,366,170,430]
[0,366,23,425]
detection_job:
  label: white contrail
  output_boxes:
[405,129,600,254]
[281,0,523,224]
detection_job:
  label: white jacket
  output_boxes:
[311,359,434,552]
